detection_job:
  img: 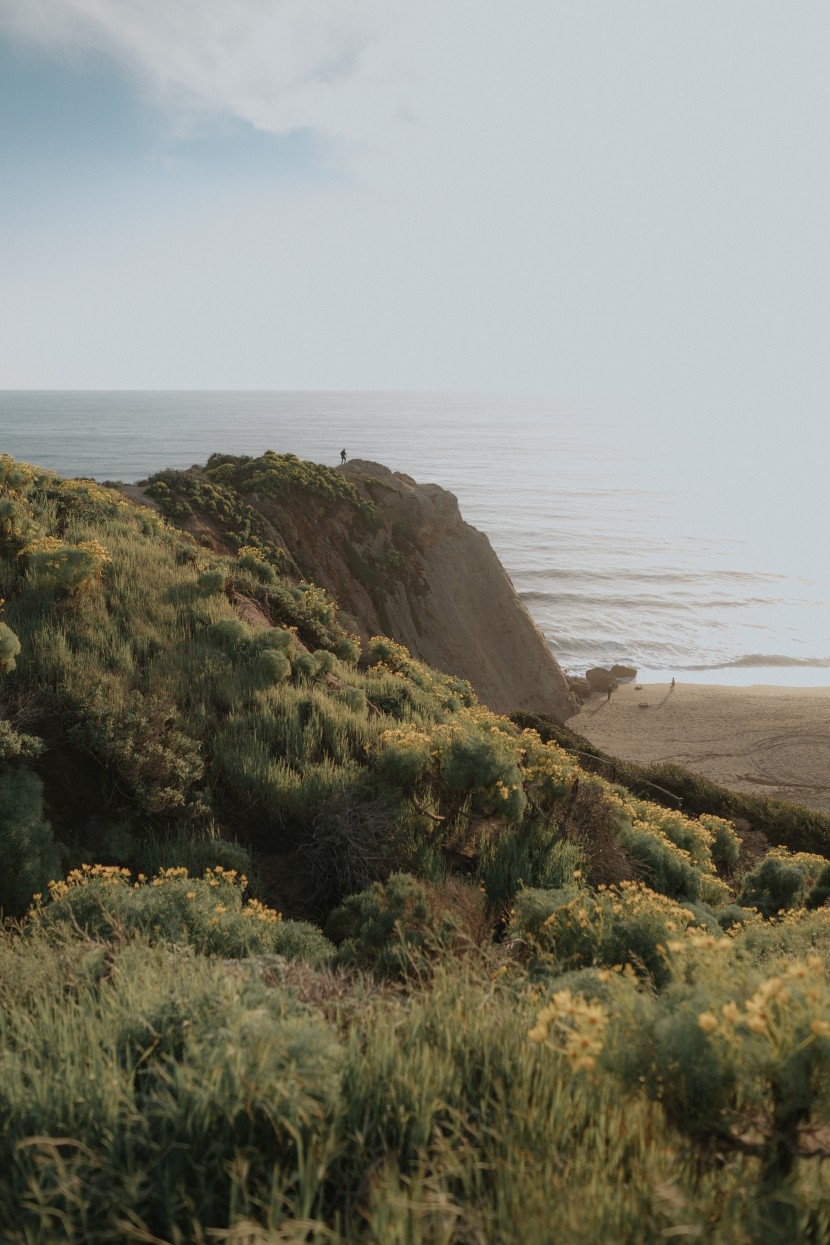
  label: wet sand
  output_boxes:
[567,683,830,815]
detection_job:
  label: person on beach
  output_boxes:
[606,686,612,702]
[340,449,347,464]
[670,678,676,691]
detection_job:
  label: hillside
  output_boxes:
[140,452,576,719]
[2,450,830,1243]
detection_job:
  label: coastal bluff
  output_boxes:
[336,461,576,718]
[143,455,575,719]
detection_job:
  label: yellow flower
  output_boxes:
[697,1012,718,1034]
[721,1001,740,1025]
[810,1019,830,1038]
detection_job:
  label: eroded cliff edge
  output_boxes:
[143,454,576,720]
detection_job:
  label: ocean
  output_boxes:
[1,390,827,687]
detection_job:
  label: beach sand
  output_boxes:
[567,683,830,816]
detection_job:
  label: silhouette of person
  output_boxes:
[340,449,347,464]
[606,686,612,702]
[670,678,676,691]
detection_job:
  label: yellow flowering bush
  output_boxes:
[511,881,712,985]
[20,535,112,592]
[529,987,609,1071]
[30,864,332,962]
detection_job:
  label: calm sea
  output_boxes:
[1,390,827,687]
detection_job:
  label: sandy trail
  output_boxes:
[567,683,830,815]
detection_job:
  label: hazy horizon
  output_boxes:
[0,2,829,465]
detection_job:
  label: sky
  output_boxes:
[2,0,830,443]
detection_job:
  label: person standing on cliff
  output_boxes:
[340,449,347,464]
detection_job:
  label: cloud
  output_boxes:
[0,0,427,146]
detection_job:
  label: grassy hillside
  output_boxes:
[2,453,830,1243]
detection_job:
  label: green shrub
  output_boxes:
[340,685,367,714]
[22,536,111,592]
[207,617,250,649]
[0,719,44,760]
[698,813,741,869]
[480,827,584,912]
[313,648,335,676]
[334,633,361,664]
[255,626,293,653]
[33,865,333,963]
[325,872,459,977]
[738,851,812,917]
[128,827,253,880]
[374,725,434,790]
[0,768,61,917]
[0,622,21,674]
[236,549,277,583]
[68,692,204,816]
[510,882,704,987]
[293,651,320,680]
[806,863,830,910]
[255,647,292,682]
[196,568,226,594]
[618,825,703,901]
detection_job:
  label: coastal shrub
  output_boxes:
[67,691,205,816]
[128,827,253,880]
[255,626,293,653]
[374,725,434,790]
[479,826,585,912]
[698,813,741,868]
[0,622,21,674]
[511,881,705,986]
[0,768,61,918]
[32,864,333,963]
[806,863,830,910]
[325,872,459,977]
[254,647,291,683]
[738,850,817,917]
[293,651,320,680]
[0,719,45,761]
[196,568,226,594]
[617,823,703,902]
[335,633,361,664]
[313,648,335,676]
[207,617,250,649]
[21,536,112,592]
[340,685,367,713]
[235,546,277,583]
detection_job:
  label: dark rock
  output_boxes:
[585,667,619,693]
[567,676,592,702]
[610,664,637,680]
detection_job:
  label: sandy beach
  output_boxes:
[567,683,830,816]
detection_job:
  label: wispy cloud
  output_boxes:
[0,0,425,145]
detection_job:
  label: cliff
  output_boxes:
[145,454,576,719]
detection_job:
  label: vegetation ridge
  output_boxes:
[1,452,830,1243]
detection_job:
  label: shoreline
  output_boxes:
[566,682,830,817]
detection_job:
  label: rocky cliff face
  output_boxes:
[237,459,574,719]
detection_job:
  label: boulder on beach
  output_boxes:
[567,676,592,702]
[585,667,619,694]
[610,664,637,680]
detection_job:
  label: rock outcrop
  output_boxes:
[585,667,618,694]
[246,460,574,719]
